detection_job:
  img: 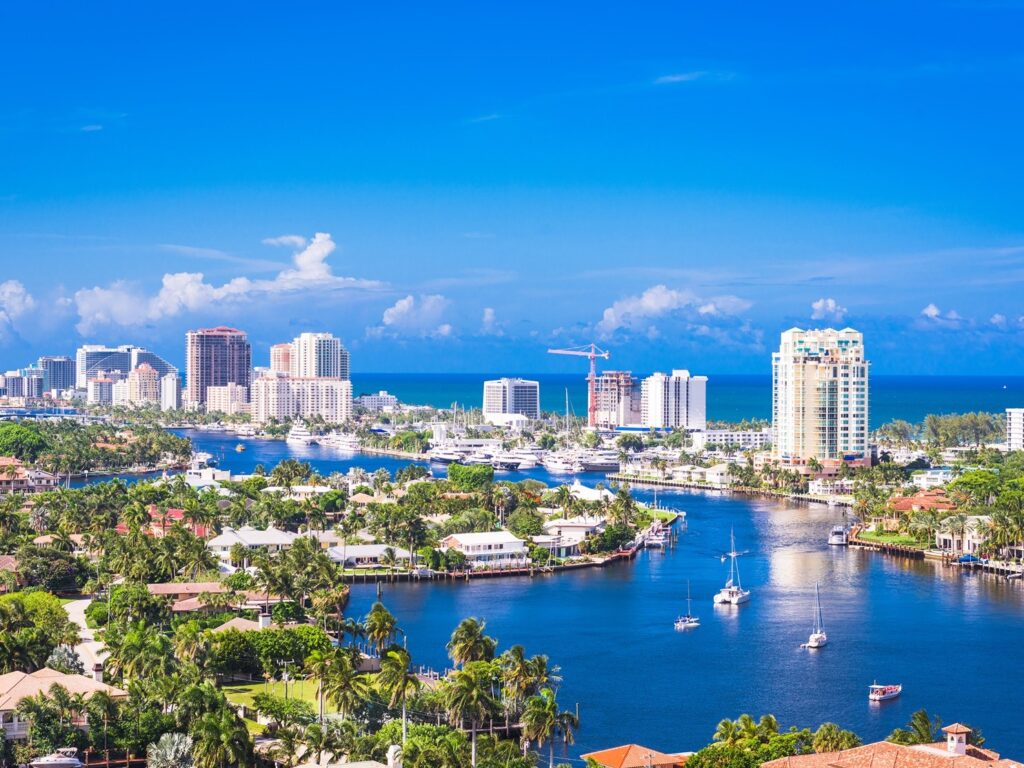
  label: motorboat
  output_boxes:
[427,448,466,464]
[802,582,828,648]
[30,749,83,768]
[868,682,902,702]
[542,453,584,474]
[713,528,751,605]
[325,432,361,451]
[490,452,524,471]
[286,423,319,445]
[827,524,849,546]
[576,450,621,472]
[234,444,246,453]
[675,581,700,630]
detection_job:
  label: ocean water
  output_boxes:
[351,373,1024,429]
[167,431,1024,758]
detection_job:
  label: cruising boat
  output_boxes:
[802,582,828,648]
[827,524,849,546]
[30,749,83,768]
[675,581,700,630]
[427,448,466,464]
[542,453,584,474]
[286,423,319,445]
[325,432,361,451]
[868,682,902,702]
[713,529,751,605]
[490,452,524,471]
[576,450,621,472]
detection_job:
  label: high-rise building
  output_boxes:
[640,370,707,430]
[75,344,175,389]
[111,379,130,407]
[206,383,250,416]
[482,378,540,423]
[771,327,869,462]
[593,371,641,428]
[1007,408,1024,451]
[251,376,352,424]
[160,373,182,412]
[289,332,349,379]
[37,356,76,393]
[269,343,292,374]
[184,327,252,408]
[86,377,113,405]
[127,363,160,405]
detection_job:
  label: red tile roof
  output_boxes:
[581,744,688,768]
[889,488,957,514]
[762,739,1018,768]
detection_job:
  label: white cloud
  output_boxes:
[654,71,707,84]
[0,280,35,341]
[74,232,381,334]
[921,303,941,319]
[991,313,1007,328]
[596,284,750,337]
[370,294,452,338]
[482,307,496,328]
[80,124,103,132]
[262,234,308,249]
[811,297,847,322]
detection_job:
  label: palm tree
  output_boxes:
[191,708,251,768]
[442,661,497,768]
[322,652,370,720]
[377,644,421,744]
[813,723,862,753]
[888,709,943,745]
[714,718,740,747]
[147,732,194,768]
[521,688,578,768]
[447,618,497,667]
[364,602,398,656]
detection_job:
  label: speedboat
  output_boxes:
[868,682,902,702]
[675,581,700,630]
[827,525,849,546]
[30,749,83,768]
[802,582,828,648]
[713,528,751,605]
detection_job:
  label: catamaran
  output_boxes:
[675,580,700,629]
[868,682,902,702]
[802,582,828,648]
[713,528,751,605]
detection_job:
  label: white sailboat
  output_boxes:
[802,582,828,648]
[675,580,700,629]
[713,528,751,605]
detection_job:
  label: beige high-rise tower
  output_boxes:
[771,327,869,461]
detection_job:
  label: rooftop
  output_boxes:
[581,744,689,768]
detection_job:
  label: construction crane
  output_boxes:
[547,343,610,428]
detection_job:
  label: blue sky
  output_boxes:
[2,2,1024,375]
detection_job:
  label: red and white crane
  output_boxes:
[547,343,610,427]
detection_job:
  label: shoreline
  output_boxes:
[607,472,854,507]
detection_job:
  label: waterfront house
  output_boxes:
[913,467,955,489]
[207,525,298,560]
[439,531,528,568]
[581,744,689,768]
[935,515,991,554]
[531,532,586,558]
[326,543,412,568]
[0,668,127,740]
[761,723,1019,768]
[882,488,957,530]
[543,514,606,538]
[0,457,57,495]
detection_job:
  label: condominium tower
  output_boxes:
[1007,408,1024,451]
[184,327,252,407]
[640,370,707,430]
[482,378,540,423]
[593,371,642,428]
[771,327,869,462]
[289,332,350,379]
[75,344,176,389]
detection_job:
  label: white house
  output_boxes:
[440,531,528,568]
[207,525,298,559]
[531,532,586,558]
[327,544,412,567]
[912,467,954,490]
[0,669,127,740]
[542,515,606,538]
[935,515,990,554]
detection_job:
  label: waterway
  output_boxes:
[99,431,1024,758]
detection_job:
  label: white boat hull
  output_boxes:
[713,589,750,605]
[805,632,828,648]
[674,617,700,630]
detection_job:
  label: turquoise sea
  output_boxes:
[351,373,1024,428]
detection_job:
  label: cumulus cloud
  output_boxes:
[917,303,964,330]
[921,303,941,319]
[369,294,452,338]
[991,313,1008,328]
[596,284,750,337]
[481,307,500,335]
[74,232,381,334]
[811,297,847,322]
[0,280,35,341]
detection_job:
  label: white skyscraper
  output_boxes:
[640,370,707,430]
[772,327,869,462]
[160,373,182,412]
[290,333,349,379]
[1007,408,1024,451]
[251,376,352,424]
[482,378,540,423]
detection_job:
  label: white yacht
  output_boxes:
[30,750,82,768]
[428,448,466,464]
[508,449,540,469]
[576,450,621,472]
[713,529,751,605]
[490,452,525,471]
[675,580,700,630]
[827,524,849,546]
[802,582,828,648]
[286,423,319,445]
[326,432,361,451]
[542,452,584,474]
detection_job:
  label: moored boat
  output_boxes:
[802,582,828,648]
[713,528,751,605]
[675,580,700,630]
[827,524,849,546]
[30,749,83,768]
[868,682,902,702]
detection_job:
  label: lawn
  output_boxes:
[223,679,320,707]
[857,529,929,548]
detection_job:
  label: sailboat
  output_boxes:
[713,528,751,605]
[675,580,700,629]
[802,582,828,648]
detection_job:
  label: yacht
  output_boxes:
[802,582,828,648]
[508,449,540,469]
[490,452,525,471]
[30,749,83,768]
[326,432,361,452]
[827,524,849,546]
[286,423,319,445]
[675,581,700,630]
[542,452,584,474]
[868,682,902,702]
[428,448,466,464]
[576,449,621,472]
[713,529,751,605]
[234,425,258,438]
[463,451,495,466]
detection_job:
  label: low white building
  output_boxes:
[912,467,954,489]
[935,515,990,554]
[355,391,399,411]
[207,382,250,416]
[542,515,606,537]
[252,376,352,424]
[440,531,528,568]
[531,532,586,559]
[691,427,772,451]
[327,544,412,567]
[207,525,297,559]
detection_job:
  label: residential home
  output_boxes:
[531,532,586,558]
[0,555,19,593]
[0,457,57,495]
[581,744,689,768]
[542,515,606,538]
[0,668,127,740]
[761,724,1019,768]
[913,467,955,489]
[207,525,298,559]
[440,531,528,568]
[936,515,991,554]
[326,544,412,568]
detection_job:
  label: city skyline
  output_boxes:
[3,4,1024,374]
